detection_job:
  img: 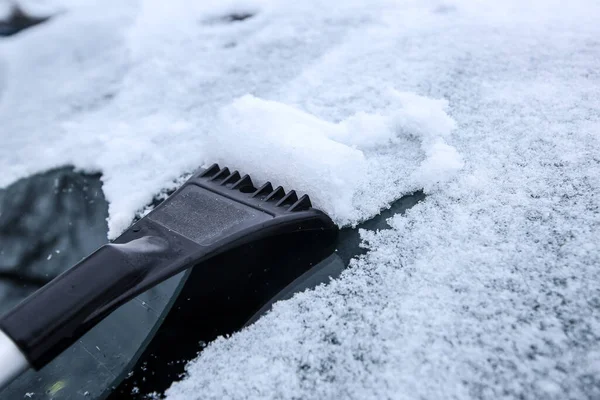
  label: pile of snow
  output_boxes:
[1,0,599,398]
[0,0,461,237]
[207,91,460,224]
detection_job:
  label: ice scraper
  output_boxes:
[0,164,338,391]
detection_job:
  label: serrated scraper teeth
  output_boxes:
[221,171,241,185]
[265,186,285,202]
[276,190,298,207]
[232,174,253,190]
[289,194,312,211]
[200,163,220,177]
[198,165,311,212]
[210,167,230,181]
[252,182,273,198]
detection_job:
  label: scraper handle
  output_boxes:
[0,236,174,388]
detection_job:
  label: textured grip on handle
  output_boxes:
[0,236,166,369]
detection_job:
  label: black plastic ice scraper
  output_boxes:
[0,164,338,390]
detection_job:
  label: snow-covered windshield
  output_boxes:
[1,0,599,399]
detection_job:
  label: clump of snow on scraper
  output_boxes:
[204,94,369,223]
[204,91,461,226]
